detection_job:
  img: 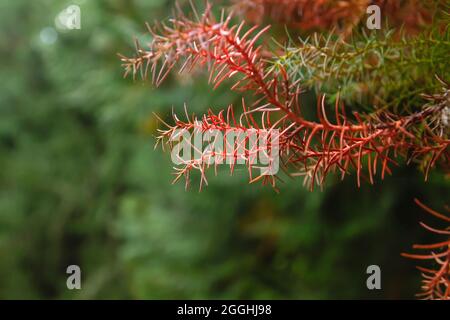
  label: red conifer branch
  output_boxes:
[232,0,435,35]
[402,199,450,300]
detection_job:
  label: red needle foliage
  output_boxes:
[402,199,450,300]
[119,3,449,190]
[232,0,435,35]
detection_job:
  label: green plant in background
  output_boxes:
[402,200,449,299]
[120,0,449,298]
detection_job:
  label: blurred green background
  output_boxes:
[0,0,448,299]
